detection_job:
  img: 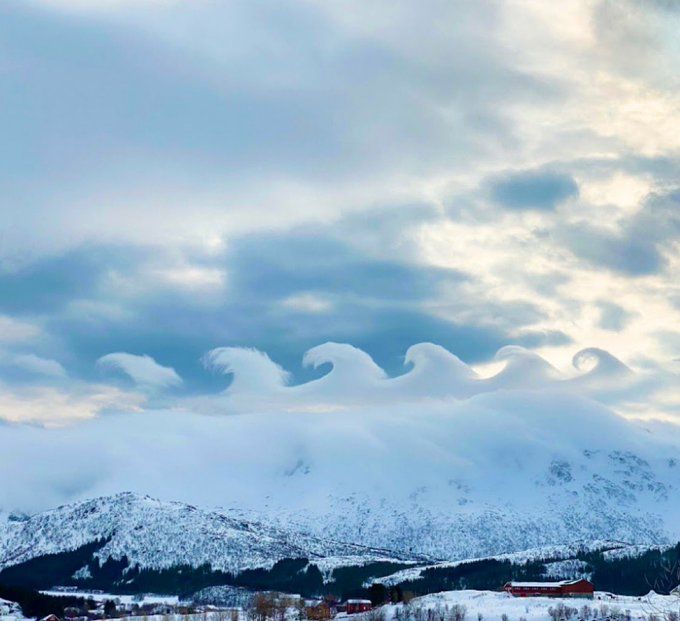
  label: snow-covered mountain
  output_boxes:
[0,493,415,577]
[0,493,678,598]
[235,442,679,561]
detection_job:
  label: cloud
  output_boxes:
[0,382,143,426]
[0,316,41,343]
[5,216,536,386]
[0,341,677,559]
[559,189,679,275]
[487,169,579,210]
[598,301,634,331]
[561,224,664,275]
[203,347,289,395]
[0,1,676,461]
[97,353,182,388]
[191,342,672,416]
[9,354,67,378]
[0,336,675,563]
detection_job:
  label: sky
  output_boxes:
[0,0,679,437]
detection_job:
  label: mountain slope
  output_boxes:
[0,493,417,580]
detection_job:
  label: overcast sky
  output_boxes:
[0,0,678,429]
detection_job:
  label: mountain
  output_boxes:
[242,446,680,561]
[1,494,679,600]
[0,492,413,574]
[209,387,680,560]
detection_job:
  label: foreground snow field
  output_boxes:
[2,590,679,621]
[0,598,24,621]
[380,591,680,621]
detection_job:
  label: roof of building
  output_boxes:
[506,580,591,588]
[346,599,372,604]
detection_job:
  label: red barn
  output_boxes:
[504,579,594,598]
[345,599,373,614]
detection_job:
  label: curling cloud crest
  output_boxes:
[195,342,668,417]
[97,353,182,389]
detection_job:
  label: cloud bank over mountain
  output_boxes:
[0,342,678,545]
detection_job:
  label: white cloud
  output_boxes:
[0,383,144,426]
[10,354,67,378]
[97,353,182,389]
[281,293,333,314]
[0,316,41,344]
[193,342,677,420]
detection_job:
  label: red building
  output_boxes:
[345,599,373,614]
[504,579,594,598]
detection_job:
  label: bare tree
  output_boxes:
[248,593,276,621]
[450,605,466,621]
[214,610,230,621]
[643,560,680,621]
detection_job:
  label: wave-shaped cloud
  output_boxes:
[97,353,182,389]
[195,342,665,415]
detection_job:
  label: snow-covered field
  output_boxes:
[4,590,680,621]
[0,598,25,621]
[39,591,181,606]
[380,591,680,621]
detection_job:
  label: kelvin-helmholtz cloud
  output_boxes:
[0,341,678,527]
[199,342,646,413]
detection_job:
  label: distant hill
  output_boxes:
[1,494,679,600]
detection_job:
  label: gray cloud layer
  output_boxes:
[0,1,677,457]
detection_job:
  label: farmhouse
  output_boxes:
[504,579,594,598]
[345,599,373,614]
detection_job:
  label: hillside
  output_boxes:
[0,493,419,595]
[1,494,680,600]
[371,540,680,596]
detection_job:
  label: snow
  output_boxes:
[0,493,414,577]
[505,583,571,588]
[379,590,680,621]
[542,561,590,580]
[375,542,631,587]
[0,597,25,621]
[40,591,181,606]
